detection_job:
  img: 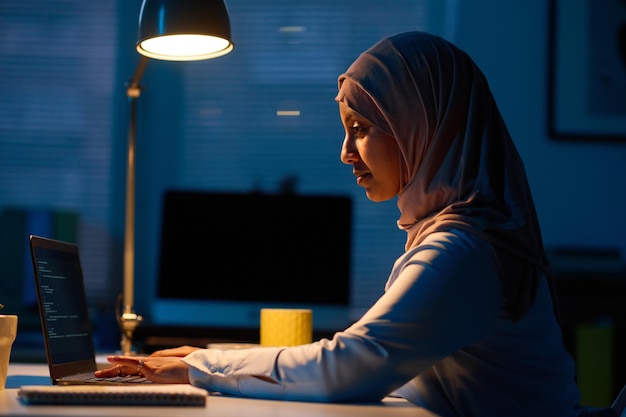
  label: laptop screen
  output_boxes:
[30,237,95,365]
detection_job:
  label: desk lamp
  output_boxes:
[119,0,234,356]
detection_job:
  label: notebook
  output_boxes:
[17,384,208,406]
[28,234,151,386]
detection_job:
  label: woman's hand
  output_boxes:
[95,356,190,384]
[149,345,201,357]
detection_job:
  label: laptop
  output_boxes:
[29,234,152,385]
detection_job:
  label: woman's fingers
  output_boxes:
[94,356,190,384]
[94,356,145,378]
[149,345,200,357]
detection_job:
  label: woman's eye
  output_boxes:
[351,121,368,137]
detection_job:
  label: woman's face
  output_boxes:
[339,101,401,202]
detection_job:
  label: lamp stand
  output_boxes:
[118,55,149,356]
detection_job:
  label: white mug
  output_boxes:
[0,315,18,390]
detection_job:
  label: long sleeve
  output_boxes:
[183,230,502,403]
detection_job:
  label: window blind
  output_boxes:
[169,0,442,316]
[0,1,118,314]
[0,0,445,329]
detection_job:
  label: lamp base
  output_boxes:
[120,312,143,356]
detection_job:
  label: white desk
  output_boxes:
[1,363,441,417]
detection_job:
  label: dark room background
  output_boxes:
[1,0,625,404]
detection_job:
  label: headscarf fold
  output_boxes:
[336,31,551,321]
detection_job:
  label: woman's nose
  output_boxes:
[340,137,358,164]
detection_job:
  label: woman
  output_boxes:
[97,31,611,416]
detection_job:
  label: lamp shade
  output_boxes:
[136,0,234,61]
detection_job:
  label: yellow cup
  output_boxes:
[0,315,18,390]
[260,308,312,347]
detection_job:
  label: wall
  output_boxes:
[454,0,626,257]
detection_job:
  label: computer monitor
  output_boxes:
[152,189,353,332]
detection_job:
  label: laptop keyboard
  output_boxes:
[60,373,153,385]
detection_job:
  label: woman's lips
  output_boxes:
[356,173,371,185]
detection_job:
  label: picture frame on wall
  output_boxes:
[548,0,626,142]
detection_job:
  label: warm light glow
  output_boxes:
[137,34,233,61]
[277,110,301,116]
[279,26,306,32]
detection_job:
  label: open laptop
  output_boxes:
[29,234,151,385]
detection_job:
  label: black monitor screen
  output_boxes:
[156,190,352,312]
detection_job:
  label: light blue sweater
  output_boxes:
[184,230,585,416]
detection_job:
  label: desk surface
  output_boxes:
[2,363,441,417]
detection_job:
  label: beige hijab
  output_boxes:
[336,31,551,321]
